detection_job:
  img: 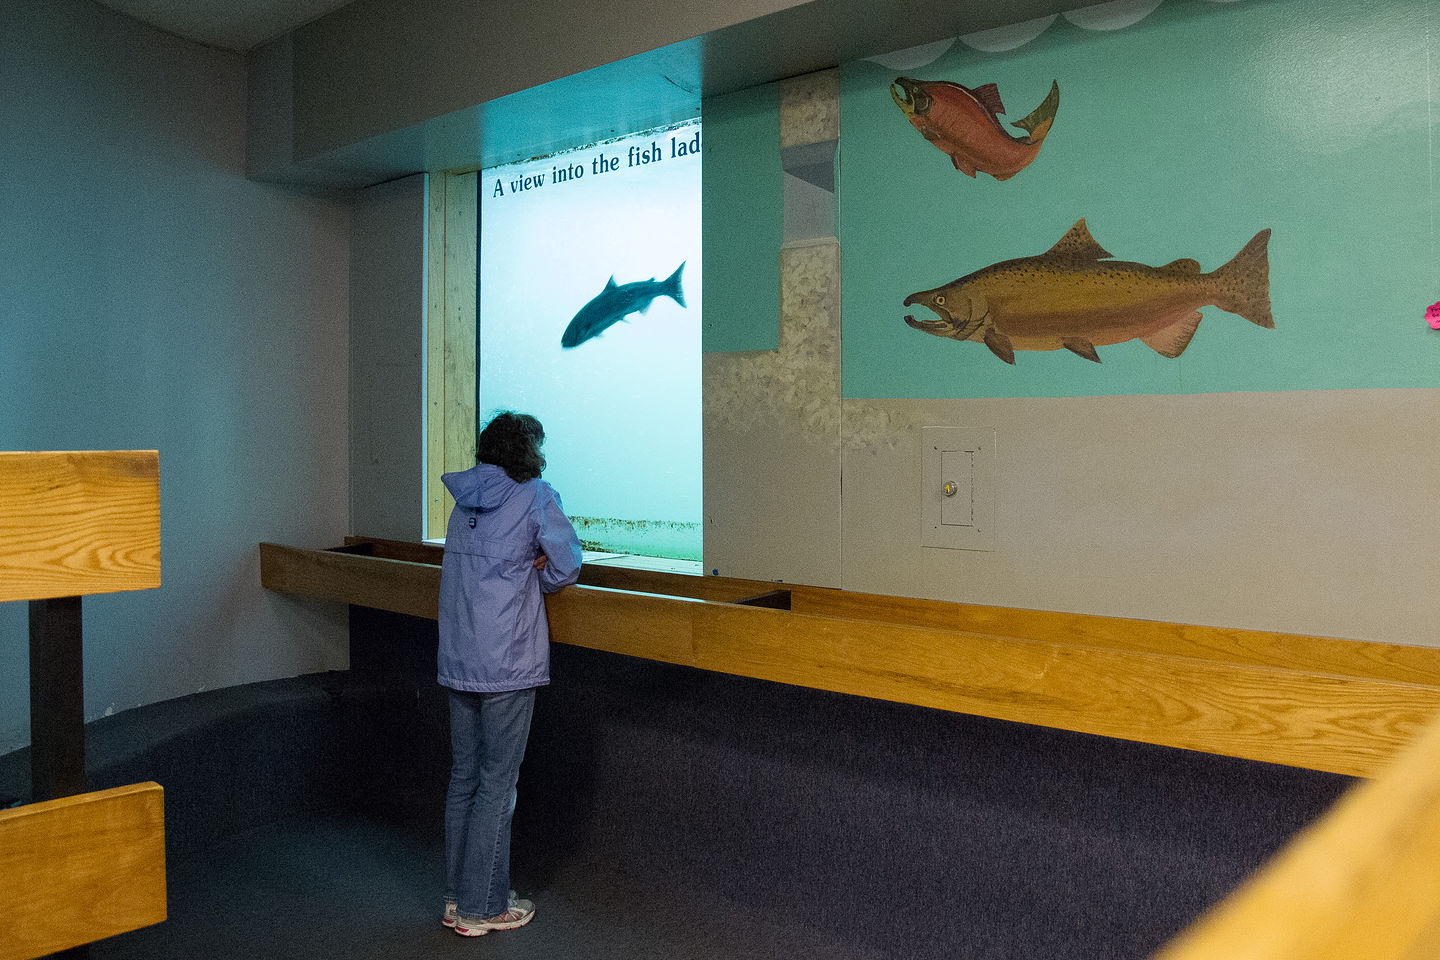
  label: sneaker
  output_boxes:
[442,902,458,928]
[453,896,535,937]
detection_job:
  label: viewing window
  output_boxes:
[478,120,702,562]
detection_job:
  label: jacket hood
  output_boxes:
[442,463,523,511]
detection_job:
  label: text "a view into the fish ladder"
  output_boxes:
[491,130,701,198]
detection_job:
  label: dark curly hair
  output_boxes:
[477,411,546,482]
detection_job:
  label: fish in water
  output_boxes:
[903,219,1273,365]
[891,76,1060,181]
[561,263,686,348]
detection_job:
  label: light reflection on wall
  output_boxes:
[479,120,702,560]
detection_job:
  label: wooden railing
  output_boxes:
[260,536,1440,778]
[0,451,165,960]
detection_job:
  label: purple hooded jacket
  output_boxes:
[437,463,583,692]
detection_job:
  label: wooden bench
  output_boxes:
[1,451,165,960]
[0,783,166,960]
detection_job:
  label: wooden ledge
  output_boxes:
[546,587,1440,778]
[259,539,1440,776]
[261,541,439,619]
[323,537,1440,689]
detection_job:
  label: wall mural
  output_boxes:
[902,219,1272,364]
[837,0,1437,400]
[882,6,1278,374]
[890,77,1059,180]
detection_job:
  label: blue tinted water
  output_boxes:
[479,120,702,560]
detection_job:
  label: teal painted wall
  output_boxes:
[840,0,1440,398]
[702,83,783,353]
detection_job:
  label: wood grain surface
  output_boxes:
[547,585,700,666]
[1153,713,1440,959]
[424,173,478,540]
[337,543,1440,687]
[260,542,439,620]
[0,782,166,959]
[259,542,1440,776]
[789,586,1440,686]
[0,451,160,602]
[685,600,1440,777]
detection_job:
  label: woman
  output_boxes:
[437,412,582,937]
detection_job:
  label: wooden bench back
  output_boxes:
[2,450,165,957]
[0,783,167,960]
[0,451,160,602]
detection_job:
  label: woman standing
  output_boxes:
[437,412,582,937]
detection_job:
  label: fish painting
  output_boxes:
[561,263,686,348]
[903,220,1272,365]
[891,76,1060,180]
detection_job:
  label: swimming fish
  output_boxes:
[902,220,1272,365]
[561,263,686,348]
[891,76,1059,180]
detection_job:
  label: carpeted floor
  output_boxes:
[91,808,893,960]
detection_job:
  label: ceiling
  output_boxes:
[93,0,356,52]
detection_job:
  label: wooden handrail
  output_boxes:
[328,537,1440,685]
[261,541,441,619]
[787,586,1440,687]
[546,584,1440,778]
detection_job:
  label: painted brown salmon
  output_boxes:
[903,220,1273,365]
[891,76,1059,180]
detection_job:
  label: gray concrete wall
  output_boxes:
[349,175,428,541]
[704,73,843,585]
[252,0,1096,185]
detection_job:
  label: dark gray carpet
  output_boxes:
[91,809,891,960]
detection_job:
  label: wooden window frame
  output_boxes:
[425,172,478,540]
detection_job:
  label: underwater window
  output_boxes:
[478,119,702,562]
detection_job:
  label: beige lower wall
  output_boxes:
[839,389,1440,646]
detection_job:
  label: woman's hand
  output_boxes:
[533,554,549,571]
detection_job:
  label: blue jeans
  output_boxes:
[444,686,536,919]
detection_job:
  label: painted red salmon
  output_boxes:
[891,76,1059,180]
[903,220,1273,365]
